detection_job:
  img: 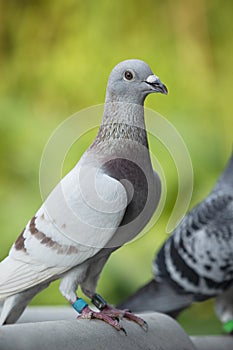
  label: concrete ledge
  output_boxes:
[17,306,77,323]
[0,311,197,350]
[0,307,232,350]
[191,336,233,350]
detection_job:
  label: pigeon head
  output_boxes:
[105,59,168,105]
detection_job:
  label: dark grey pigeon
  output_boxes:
[0,59,167,333]
[119,151,233,333]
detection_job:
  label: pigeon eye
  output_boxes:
[124,70,134,81]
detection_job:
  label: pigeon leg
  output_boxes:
[60,271,143,333]
[91,293,148,331]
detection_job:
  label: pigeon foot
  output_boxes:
[101,305,148,331]
[77,306,127,334]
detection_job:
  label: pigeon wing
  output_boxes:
[154,191,233,296]
[0,163,128,299]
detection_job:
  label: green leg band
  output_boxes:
[223,319,233,333]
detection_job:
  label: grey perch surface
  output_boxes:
[0,310,196,350]
[0,308,232,350]
[191,336,233,350]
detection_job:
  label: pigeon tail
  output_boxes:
[117,279,194,318]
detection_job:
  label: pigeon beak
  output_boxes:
[145,75,168,95]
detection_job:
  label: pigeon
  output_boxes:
[0,59,167,332]
[118,151,233,333]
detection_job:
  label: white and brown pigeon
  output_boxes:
[119,151,233,333]
[0,59,167,332]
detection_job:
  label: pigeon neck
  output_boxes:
[105,89,146,106]
[102,101,146,129]
[92,102,148,148]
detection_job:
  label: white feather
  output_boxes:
[0,256,61,299]
[0,161,128,299]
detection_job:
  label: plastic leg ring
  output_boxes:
[72,298,88,313]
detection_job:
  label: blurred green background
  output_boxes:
[0,0,232,335]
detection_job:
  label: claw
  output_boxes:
[76,304,147,334]
[77,306,127,334]
[123,310,148,332]
[120,326,127,336]
[101,305,148,332]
